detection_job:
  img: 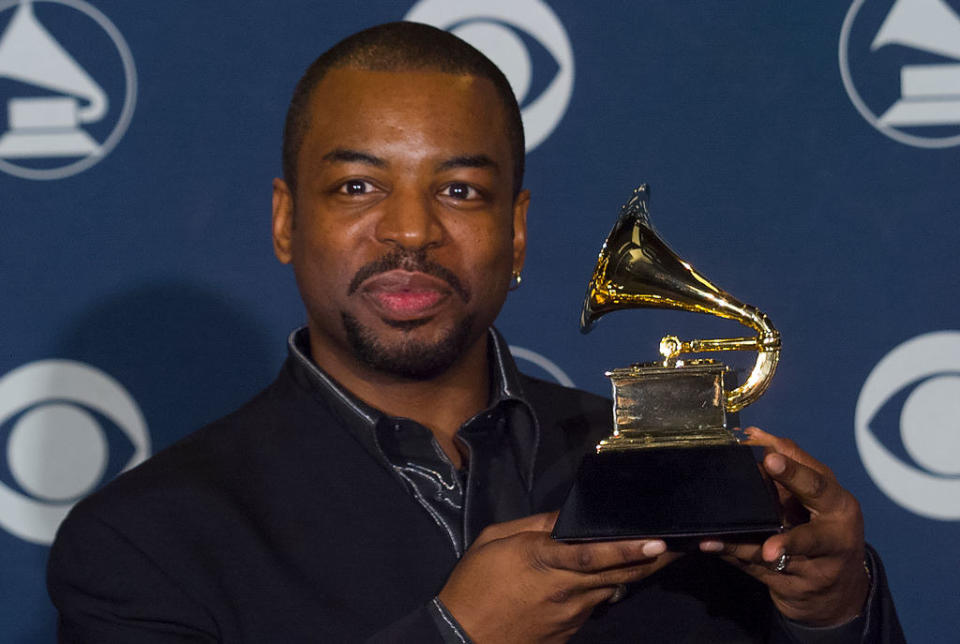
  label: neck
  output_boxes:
[308,329,491,468]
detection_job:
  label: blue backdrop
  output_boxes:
[1,1,957,641]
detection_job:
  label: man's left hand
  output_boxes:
[699,427,871,627]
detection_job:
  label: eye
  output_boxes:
[440,183,479,200]
[339,179,375,195]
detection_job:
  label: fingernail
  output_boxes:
[765,453,786,474]
[700,540,723,552]
[765,547,785,563]
[643,540,666,557]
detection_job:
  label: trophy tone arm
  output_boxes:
[658,309,781,414]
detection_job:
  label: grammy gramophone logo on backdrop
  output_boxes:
[0,0,136,180]
[840,0,960,148]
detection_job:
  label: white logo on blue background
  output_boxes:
[509,346,574,387]
[855,331,960,520]
[0,360,149,544]
[840,0,960,148]
[0,0,137,180]
[405,0,574,152]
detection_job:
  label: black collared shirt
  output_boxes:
[287,326,539,558]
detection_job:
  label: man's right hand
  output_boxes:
[437,512,679,643]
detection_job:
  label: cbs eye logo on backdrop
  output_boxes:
[0,360,149,545]
[405,0,574,153]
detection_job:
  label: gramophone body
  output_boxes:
[552,185,783,543]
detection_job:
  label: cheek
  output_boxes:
[454,228,515,293]
[454,219,515,262]
[292,226,360,298]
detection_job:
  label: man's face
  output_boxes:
[273,67,528,380]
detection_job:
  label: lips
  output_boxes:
[359,270,452,320]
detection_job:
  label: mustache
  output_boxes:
[347,248,470,301]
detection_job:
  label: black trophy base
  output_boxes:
[552,444,782,546]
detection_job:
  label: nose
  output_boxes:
[374,186,444,251]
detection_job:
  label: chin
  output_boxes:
[341,312,479,380]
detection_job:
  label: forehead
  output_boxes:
[299,67,512,167]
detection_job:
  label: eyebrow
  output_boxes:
[436,154,499,173]
[321,148,387,168]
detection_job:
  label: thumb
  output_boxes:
[472,511,559,546]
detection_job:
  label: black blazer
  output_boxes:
[48,359,904,643]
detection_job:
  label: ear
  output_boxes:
[272,178,294,264]
[511,189,530,274]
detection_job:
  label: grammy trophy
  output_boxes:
[552,185,783,544]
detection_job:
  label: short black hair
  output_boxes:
[282,21,525,196]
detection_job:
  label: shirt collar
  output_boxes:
[285,326,539,486]
[487,326,530,407]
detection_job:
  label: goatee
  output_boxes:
[341,312,477,380]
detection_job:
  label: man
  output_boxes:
[48,22,904,643]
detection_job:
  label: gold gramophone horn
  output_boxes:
[581,185,780,413]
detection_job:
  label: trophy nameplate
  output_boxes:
[552,185,783,544]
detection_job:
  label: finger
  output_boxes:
[752,460,806,522]
[536,536,667,574]
[740,426,774,447]
[700,540,764,565]
[778,491,812,527]
[700,530,830,564]
[763,453,843,515]
[473,511,559,545]
[743,427,829,475]
[716,553,810,583]
[580,552,682,589]
[579,585,624,608]
[702,544,780,585]
[761,523,842,561]
[699,540,809,581]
